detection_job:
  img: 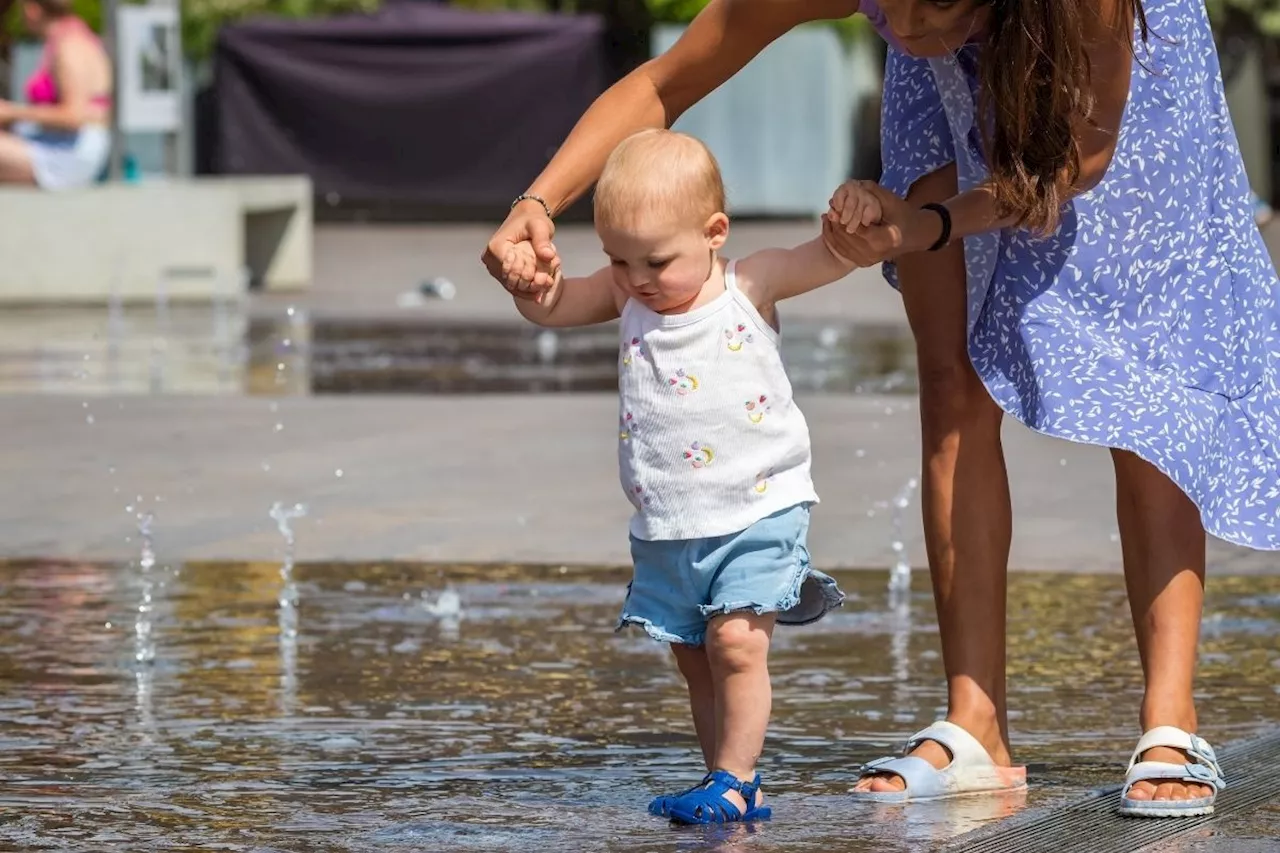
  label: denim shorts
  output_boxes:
[617,503,844,647]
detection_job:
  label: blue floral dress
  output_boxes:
[876,0,1280,549]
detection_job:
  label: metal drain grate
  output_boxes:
[942,729,1280,853]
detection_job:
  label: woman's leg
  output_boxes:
[856,163,1015,792]
[704,611,775,811]
[1111,449,1213,802]
[671,643,717,770]
[0,132,37,185]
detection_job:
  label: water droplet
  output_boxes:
[855,449,867,458]
[86,415,95,425]
[884,406,894,416]
[104,621,112,629]
[866,509,877,518]
[558,566,568,575]
[276,362,286,372]
[274,423,284,432]
[287,306,296,317]
[282,338,292,347]
[82,401,89,408]
[83,354,91,362]
[261,461,271,472]
[1059,458,1067,466]
[108,466,116,475]
[334,469,344,478]
[125,504,134,514]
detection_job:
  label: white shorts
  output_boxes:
[15,122,110,190]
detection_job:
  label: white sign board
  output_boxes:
[117,4,181,133]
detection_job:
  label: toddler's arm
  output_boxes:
[506,242,623,328]
[735,179,884,306]
[734,235,859,307]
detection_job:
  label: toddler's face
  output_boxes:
[597,213,728,314]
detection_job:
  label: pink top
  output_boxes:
[25,16,111,107]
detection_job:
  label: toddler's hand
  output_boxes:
[503,241,562,304]
[826,180,884,234]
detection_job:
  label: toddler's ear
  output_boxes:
[704,211,730,251]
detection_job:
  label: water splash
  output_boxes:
[149,271,172,393]
[888,475,920,597]
[129,507,159,743]
[422,587,463,641]
[270,501,308,716]
[136,510,156,573]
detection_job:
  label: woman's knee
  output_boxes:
[0,132,37,185]
[917,352,1002,438]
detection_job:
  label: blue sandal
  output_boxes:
[668,769,772,824]
[648,773,712,817]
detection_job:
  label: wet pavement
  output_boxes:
[1,562,1278,852]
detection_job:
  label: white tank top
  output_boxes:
[617,260,818,540]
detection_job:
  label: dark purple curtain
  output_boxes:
[207,4,606,210]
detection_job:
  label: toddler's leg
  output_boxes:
[671,643,716,769]
[706,611,776,812]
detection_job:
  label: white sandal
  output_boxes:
[850,720,1027,803]
[1119,725,1225,817]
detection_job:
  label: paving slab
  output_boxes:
[0,394,1267,572]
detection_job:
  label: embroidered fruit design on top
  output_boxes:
[684,442,715,469]
[631,484,651,507]
[753,469,774,494]
[725,324,754,351]
[745,395,770,424]
[668,368,700,396]
[621,336,647,366]
[619,412,636,440]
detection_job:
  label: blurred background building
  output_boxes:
[0,0,1274,219]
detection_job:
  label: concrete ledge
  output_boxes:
[0,176,312,304]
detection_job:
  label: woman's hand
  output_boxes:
[481,200,560,301]
[821,181,947,266]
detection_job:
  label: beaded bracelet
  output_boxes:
[511,193,553,219]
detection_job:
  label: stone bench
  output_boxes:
[0,175,312,304]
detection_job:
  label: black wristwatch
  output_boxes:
[921,202,952,251]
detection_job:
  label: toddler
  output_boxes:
[505,129,869,824]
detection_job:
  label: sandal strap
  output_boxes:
[1127,726,1224,782]
[904,721,994,768]
[708,769,747,794]
[670,769,762,824]
[1124,759,1226,793]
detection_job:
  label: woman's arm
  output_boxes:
[528,0,859,216]
[484,0,859,293]
[11,37,106,131]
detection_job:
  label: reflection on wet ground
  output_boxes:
[1,563,1277,851]
[0,306,915,396]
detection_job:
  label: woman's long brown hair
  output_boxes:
[979,0,1149,234]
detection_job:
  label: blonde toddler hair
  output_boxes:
[594,129,726,230]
